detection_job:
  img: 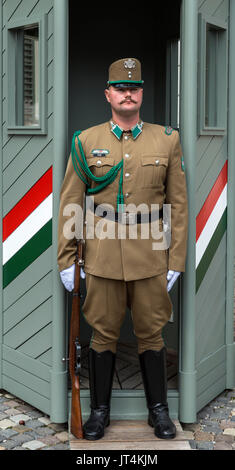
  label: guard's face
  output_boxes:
[105,86,143,116]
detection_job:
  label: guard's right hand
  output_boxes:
[59,264,86,291]
[60,264,75,292]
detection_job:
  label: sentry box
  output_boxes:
[0,0,234,425]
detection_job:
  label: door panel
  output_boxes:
[1,0,63,419]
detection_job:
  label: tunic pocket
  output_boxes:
[141,154,168,188]
[86,157,114,177]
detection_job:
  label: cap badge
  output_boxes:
[124,59,136,69]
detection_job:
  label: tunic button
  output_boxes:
[125,153,130,158]
[125,193,129,197]
[155,160,159,165]
[97,160,102,165]
[125,172,130,177]
[124,136,128,140]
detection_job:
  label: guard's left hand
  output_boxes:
[80,267,86,279]
[167,270,181,291]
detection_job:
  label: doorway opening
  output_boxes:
[68,2,182,392]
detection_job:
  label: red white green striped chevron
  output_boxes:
[2,167,53,289]
[196,160,227,292]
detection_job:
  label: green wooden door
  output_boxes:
[179,0,233,423]
[0,0,67,422]
[195,0,230,413]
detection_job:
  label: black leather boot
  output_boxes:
[83,348,116,440]
[139,347,176,439]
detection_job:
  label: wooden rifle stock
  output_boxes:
[69,239,85,439]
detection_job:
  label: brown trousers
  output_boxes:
[82,272,173,354]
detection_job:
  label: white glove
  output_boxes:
[60,264,75,292]
[60,264,86,292]
[167,270,181,292]
[80,267,86,279]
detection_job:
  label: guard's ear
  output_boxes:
[104,88,110,103]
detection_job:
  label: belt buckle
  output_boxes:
[122,212,136,225]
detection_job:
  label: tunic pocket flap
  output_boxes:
[141,155,168,167]
[86,157,114,168]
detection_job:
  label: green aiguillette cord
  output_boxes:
[71,131,124,213]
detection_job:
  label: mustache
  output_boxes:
[120,98,137,104]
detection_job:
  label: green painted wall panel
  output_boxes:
[172,0,232,422]
[196,135,213,164]
[214,0,229,21]
[47,61,54,92]
[3,272,52,334]
[3,298,52,349]
[195,0,230,414]
[3,0,52,23]
[0,0,58,419]
[47,5,54,36]
[3,361,50,398]
[47,32,54,64]
[2,376,50,415]
[38,349,52,367]
[198,0,229,22]
[3,123,53,193]
[18,324,52,360]
[196,136,226,191]
[197,375,226,412]
[197,284,226,357]
[196,229,227,363]
[3,0,23,21]
[3,345,51,382]
[196,346,226,411]
[3,248,52,311]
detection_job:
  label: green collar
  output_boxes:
[110,120,144,140]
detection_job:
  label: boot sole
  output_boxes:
[148,417,176,440]
[83,419,110,441]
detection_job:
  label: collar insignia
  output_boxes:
[110,121,143,140]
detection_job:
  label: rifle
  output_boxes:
[69,238,85,439]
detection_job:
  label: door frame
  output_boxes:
[0,0,3,391]
[178,0,198,423]
[226,0,235,389]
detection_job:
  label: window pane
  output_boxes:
[205,23,226,130]
[205,25,217,127]
[23,26,39,126]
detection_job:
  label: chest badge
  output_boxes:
[91,149,110,157]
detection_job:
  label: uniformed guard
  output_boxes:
[57,58,188,441]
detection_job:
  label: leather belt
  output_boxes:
[93,203,163,225]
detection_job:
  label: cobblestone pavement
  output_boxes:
[0,390,69,450]
[0,387,235,450]
[181,388,235,450]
